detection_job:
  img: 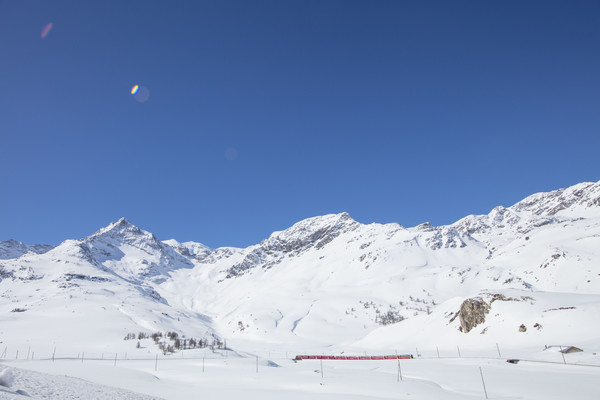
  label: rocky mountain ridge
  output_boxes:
[1,180,599,349]
[0,239,53,260]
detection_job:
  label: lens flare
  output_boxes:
[41,22,53,38]
[132,86,150,102]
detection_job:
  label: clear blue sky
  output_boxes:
[1,1,599,248]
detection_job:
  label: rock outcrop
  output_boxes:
[456,297,490,333]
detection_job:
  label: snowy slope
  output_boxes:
[159,180,600,349]
[0,219,214,357]
[1,181,600,399]
[0,180,599,357]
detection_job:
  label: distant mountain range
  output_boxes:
[1,180,599,354]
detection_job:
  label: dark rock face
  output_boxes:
[457,297,490,333]
[224,213,360,278]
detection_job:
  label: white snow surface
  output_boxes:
[1,180,599,399]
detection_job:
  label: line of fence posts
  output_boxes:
[4,343,594,394]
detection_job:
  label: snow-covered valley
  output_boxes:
[1,180,599,399]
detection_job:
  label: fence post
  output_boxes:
[256,356,259,373]
[559,346,566,364]
[27,347,30,360]
[398,359,403,381]
[82,352,84,363]
[155,354,158,371]
[15,350,18,360]
[436,346,440,358]
[52,347,56,363]
[457,345,461,358]
[479,367,489,399]
[114,353,117,367]
[320,359,323,378]
[203,356,205,373]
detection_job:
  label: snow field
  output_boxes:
[2,350,600,400]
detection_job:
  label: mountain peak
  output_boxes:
[116,217,130,225]
[269,212,358,241]
[90,218,144,240]
[510,180,600,217]
[0,239,54,260]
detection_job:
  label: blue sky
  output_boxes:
[1,1,599,248]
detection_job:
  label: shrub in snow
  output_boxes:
[0,367,14,388]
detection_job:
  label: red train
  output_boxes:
[294,354,413,360]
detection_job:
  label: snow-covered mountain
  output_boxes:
[0,240,53,260]
[1,180,599,355]
[0,218,213,354]
[159,180,600,348]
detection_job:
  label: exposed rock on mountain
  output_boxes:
[78,218,195,282]
[455,297,490,333]
[163,239,211,261]
[1,180,599,350]
[224,212,361,278]
[0,239,53,260]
